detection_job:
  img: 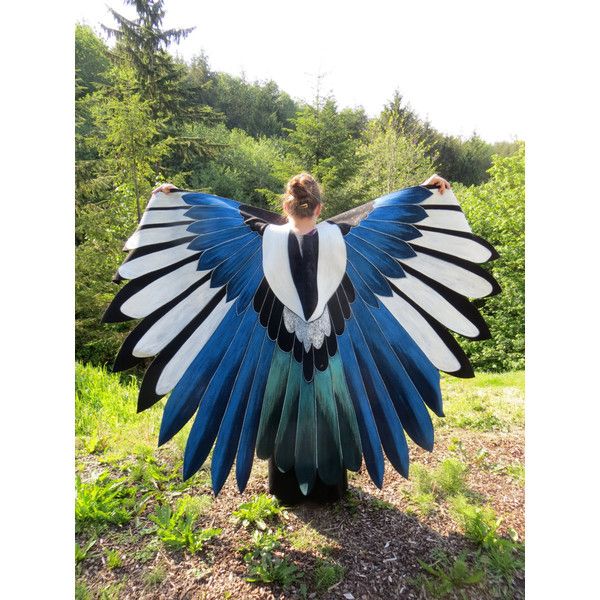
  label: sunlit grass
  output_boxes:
[436,371,524,431]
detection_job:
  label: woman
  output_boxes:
[147,172,453,504]
[105,169,497,505]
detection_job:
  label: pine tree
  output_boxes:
[102,0,193,119]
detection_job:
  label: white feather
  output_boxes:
[155,296,234,395]
[400,253,493,298]
[139,208,193,226]
[389,273,480,337]
[413,229,492,263]
[118,242,198,279]
[124,224,193,250]
[378,292,461,372]
[120,261,210,319]
[133,280,222,357]
[146,191,190,209]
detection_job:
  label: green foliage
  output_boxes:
[245,554,303,586]
[143,564,167,586]
[75,538,97,564]
[348,117,434,205]
[75,23,110,98]
[102,0,193,120]
[233,494,284,529]
[105,548,123,569]
[75,472,135,532]
[457,143,525,371]
[437,371,525,431]
[369,497,395,511]
[412,458,468,499]
[185,123,286,207]
[75,581,92,600]
[149,497,221,554]
[75,363,140,436]
[416,550,485,598]
[209,72,299,138]
[449,495,502,548]
[238,528,304,587]
[313,559,345,591]
[281,98,362,217]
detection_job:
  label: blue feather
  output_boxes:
[234,264,264,313]
[183,306,258,480]
[314,367,344,485]
[256,347,292,458]
[197,233,257,270]
[210,237,261,288]
[352,296,434,451]
[181,216,243,235]
[337,329,384,488]
[358,219,422,241]
[187,226,252,251]
[184,205,240,220]
[295,376,317,495]
[367,301,443,416]
[329,353,362,471]
[236,336,276,492]
[346,244,393,297]
[273,357,301,472]
[347,318,409,478]
[349,226,417,259]
[346,262,380,308]
[158,304,241,446]
[211,320,267,494]
[373,185,432,207]
[346,232,405,278]
[364,204,427,223]
[182,192,241,208]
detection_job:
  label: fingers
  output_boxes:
[152,183,175,194]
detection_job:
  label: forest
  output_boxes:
[75,1,524,374]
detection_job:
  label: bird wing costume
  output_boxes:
[103,184,499,495]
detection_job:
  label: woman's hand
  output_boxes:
[152,182,177,194]
[421,174,451,194]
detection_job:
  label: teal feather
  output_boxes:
[295,376,317,495]
[274,358,301,472]
[256,348,291,459]
[315,367,344,485]
[330,353,362,471]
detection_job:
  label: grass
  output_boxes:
[143,564,168,586]
[416,550,485,598]
[437,371,524,432]
[413,458,468,498]
[75,362,524,598]
[313,559,345,591]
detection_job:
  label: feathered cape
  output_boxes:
[103,184,499,495]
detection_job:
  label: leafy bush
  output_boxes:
[149,499,221,554]
[233,494,284,529]
[457,143,525,372]
[75,472,135,532]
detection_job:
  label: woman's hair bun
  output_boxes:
[283,173,322,218]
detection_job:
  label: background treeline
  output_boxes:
[75,0,524,373]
